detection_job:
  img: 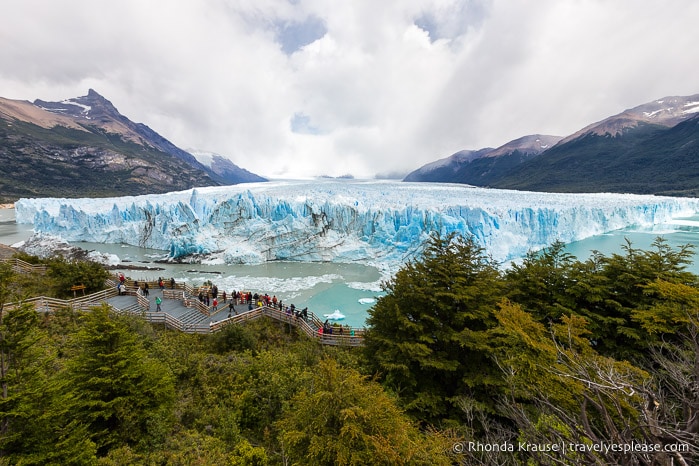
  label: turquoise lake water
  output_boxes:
[4,208,699,327]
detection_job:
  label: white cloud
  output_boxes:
[2,0,699,179]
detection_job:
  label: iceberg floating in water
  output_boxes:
[358,298,376,305]
[14,180,699,266]
[323,310,346,320]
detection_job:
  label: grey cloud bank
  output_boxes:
[2,0,698,179]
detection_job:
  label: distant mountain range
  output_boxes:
[0,89,265,202]
[405,94,699,196]
[187,149,267,184]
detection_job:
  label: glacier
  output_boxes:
[14,180,699,267]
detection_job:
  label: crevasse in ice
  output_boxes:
[14,180,699,265]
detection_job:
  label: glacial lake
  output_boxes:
[4,207,699,327]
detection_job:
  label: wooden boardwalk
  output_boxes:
[4,280,365,346]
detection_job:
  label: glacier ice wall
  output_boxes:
[14,180,699,265]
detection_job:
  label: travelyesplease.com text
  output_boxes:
[453,441,690,455]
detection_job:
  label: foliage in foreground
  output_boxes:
[2,235,699,465]
[365,233,699,464]
[1,255,450,464]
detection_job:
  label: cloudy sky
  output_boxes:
[2,0,699,179]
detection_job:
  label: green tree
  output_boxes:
[364,232,503,424]
[505,240,578,321]
[64,304,175,455]
[209,322,258,354]
[47,256,109,298]
[0,300,97,464]
[0,300,41,439]
[277,358,451,466]
[592,237,696,359]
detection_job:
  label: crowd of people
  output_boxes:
[114,273,356,336]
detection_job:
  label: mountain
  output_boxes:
[405,94,699,196]
[404,135,561,184]
[188,149,267,184]
[557,95,699,144]
[0,90,265,202]
[491,95,699,195]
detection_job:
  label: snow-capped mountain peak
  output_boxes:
[188,149,267,184]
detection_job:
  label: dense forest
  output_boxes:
[1,235,698,465]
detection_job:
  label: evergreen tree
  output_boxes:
[0,301,96,464]
[364,232,503,424]
[64,304,175,455]
[504,240,578,321]
[592,238,696,359]
[47,256,109,298]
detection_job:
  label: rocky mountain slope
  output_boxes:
[493,112,699,196]
[404,135,561,185]
[406,94,699,196]
[0,90,265,202]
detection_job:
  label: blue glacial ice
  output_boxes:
[14,180,699,266]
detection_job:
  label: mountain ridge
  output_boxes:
[404,134,561,185]
[405,94,699,196]
[0,90,266,201]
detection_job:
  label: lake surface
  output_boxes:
[4,207,699,327]
[563,215,699,272]
[0,207,383,327]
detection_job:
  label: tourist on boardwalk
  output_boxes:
[212,298,218,311]
[155,296,162,312]
[228,301,236,317]
[158,278,164,290]
[222,291,227,303]
[170,277,175,289]
[117,282,123,295]
[144,282,149,297]
[323,320,333,335]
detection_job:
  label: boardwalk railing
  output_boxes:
[2,288,119,313]
[210,305,365,347]
[113,308,212,334]
[1,258,48,275]
[4,282,365,346]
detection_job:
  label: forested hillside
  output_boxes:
[1,236,698,464]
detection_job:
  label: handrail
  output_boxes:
[2,287,119,313]
[206,305,364,346]
[1,258,49,275]
[184,297,210,317]
[2,280,365,346]
[135,288,150,311]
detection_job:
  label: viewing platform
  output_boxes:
[3,279,365,347]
